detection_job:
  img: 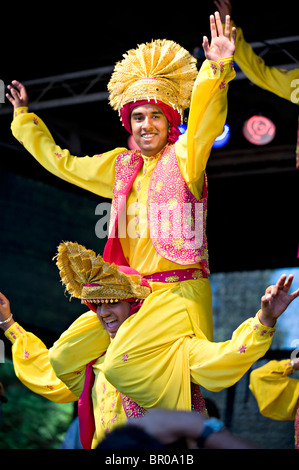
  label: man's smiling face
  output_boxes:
[96,301,131,338]
[130,103,169,157]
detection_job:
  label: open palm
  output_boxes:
[203,12,236,62]
[261,274,299,323]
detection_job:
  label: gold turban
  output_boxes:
[54,241,151,305]
[107,39,198,118]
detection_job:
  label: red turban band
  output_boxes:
[120,100,182,144]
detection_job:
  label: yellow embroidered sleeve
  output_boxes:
[175,57,236,188]
[189,311,275,392]
[234,24,299,102]
[4,322,78,403]
[249,360,299,420]
[49,311,110,397]
[11,110,127,199]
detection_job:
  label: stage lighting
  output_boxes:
[178,123,187,134]
[212,123,231,148]
[243,115,276,145]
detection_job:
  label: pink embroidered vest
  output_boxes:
[103,144,209,275]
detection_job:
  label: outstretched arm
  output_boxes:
[189,274,299,392]
[1,292,78,403]
[8,81,121,199]
[215,0,299,102]
[250,358,299,420]
[175,11,236,182]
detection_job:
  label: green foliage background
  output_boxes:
[0,360,73,449]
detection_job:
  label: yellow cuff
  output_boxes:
[197,57,235,87]
[13,107,28,119]
[253,311,276,338]
[208,56,234,72]
[4,322,26,344]
[282,360,296,376]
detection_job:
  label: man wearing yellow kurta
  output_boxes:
[1,242,298,448]
[249,358,299,449]
[6,14,237,402]
[215,0,299,167]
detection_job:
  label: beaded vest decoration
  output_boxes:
[121,382,208,419]
[104,145,209,275]
[148,145,209,273]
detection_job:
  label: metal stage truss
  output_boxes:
[0,35,298,114]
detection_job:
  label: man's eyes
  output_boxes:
[133,115,160,121]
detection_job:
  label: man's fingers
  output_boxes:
[275,274,287,289]
[9,86,19,98]
[214,11,223,36]
[7,84,20,99]
[283,274,294,292]
[0,292,8,306]
[261,293,270,303]
[264,275,298,301]
[275,274,295,294]
[9,81,26,97]
[6,81,29,108]
[202,36,210,54]
[210,15,217,40]
[231,26,236,45]
[11,80,23,90]
[289,288,299,301]
[262,285,277,302]
[224,14,231,38]
[6,92,14,104]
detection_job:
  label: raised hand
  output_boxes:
[6,80,29,109]
[259,274,299,327]
[203,11,236,62]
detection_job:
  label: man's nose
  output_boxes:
[98,304,112,316]
[143,117,153,129]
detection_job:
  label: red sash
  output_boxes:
[78,359,98,449]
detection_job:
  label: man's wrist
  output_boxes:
[0,316,15,332]
[13,107,28,119]
[196,417,225,448]
[258,310,276,328]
